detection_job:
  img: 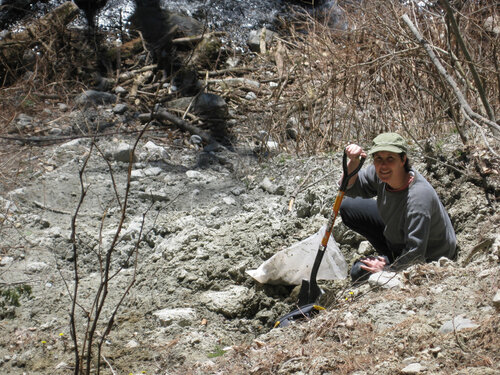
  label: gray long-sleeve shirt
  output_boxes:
[346,165,457,270]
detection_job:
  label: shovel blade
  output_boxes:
[297,279,323,306]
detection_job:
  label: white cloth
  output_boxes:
[246,226,348,285]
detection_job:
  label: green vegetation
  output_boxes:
[207,345,227,358]
[0,284,32,318]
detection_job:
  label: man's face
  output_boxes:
[372,151,406,186]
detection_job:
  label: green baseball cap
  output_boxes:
[368,132,408,155]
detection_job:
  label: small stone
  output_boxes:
[259,177,284,195]
[230,187,245,196]
[209,206,222,216]
[429,346,442,354]
[114,86,127,95]
[113,103,128,114]
[286,127,298,140]
[402,357,417,365]
[439,315,479,333]
[190,135,203,144]
[0,256,14,266]
[245,92,257,100]
[226,56,240,67]
[75,90,116,106]
[368,271,403,289]
[186,170,203,179]
[200,285,255,318]
[222,196,236,205]
[48,128,62,136]
[401,362,426,374]
[358,241,373,256]
[141,141,170,161]
[247,27,277,52]
[193,93,228,119]
[60,139,82,148]
[125,339,139,348]
[266,141,279,151]
[26,261,49,273]
[55,362,68,370]
[437,256,453,267]
[142,167,163,176]
[492,290,500,311]
[484,16,500,35]
[113,143,137,163]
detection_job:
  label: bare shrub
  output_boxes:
[256,0,499,155]
[64,131,156,375]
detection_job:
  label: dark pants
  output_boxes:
[339,197,395,283]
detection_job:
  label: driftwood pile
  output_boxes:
[0,1,273,147]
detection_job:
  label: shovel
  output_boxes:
[296,151,365,306]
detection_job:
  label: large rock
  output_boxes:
[368,271,403,289]
[75,90,117,106]
[193,93,228,121]
[153,308,197,327]
[111,142,137,163]
[200,285,255,318]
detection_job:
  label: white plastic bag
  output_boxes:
[246,225,348,285]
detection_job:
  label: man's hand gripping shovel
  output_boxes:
[274,151,365,328]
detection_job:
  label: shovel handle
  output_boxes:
[320,151,365,247]
[300,151,366,305]
[313,152,366,273]
[320,191,345,247]
[339,151,366,192]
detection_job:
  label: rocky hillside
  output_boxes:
[0,1,499,375]
[0,105,498,375]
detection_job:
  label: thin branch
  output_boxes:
[70,142,94,375]
[438,0,496,122]
[461,109,500,158]
[100,355,117,375]
[402,14,500,136]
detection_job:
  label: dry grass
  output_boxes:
[204,266,499,375]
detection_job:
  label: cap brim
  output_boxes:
[368,145,405,155]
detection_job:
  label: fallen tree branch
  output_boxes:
[146,109,221,147]
[461,109,500,158]
[172,31,226,45]
[288,167,317,212]
[33,200,72,215]
[438,0,496,122]
[101,355,117,375]
[402,14,500,136]
[0,130,145,145]
[118,64,157,83]
[129,70,154,99]
[199,67,257,77]
[206,77,261,89]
